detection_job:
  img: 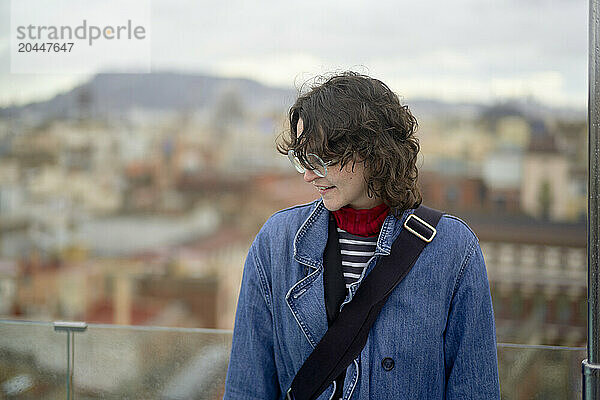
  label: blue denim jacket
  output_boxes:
[224,199,500,400]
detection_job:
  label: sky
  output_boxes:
[0,0,589,108]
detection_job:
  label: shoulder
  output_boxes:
[437,213,479,244]
[259,199,320,234]
[248,200,320,280]
[418,211,487,295]
[435,214,486,283]
[416,210,481,268]
[252,199,320,246]
[269,199,320,223]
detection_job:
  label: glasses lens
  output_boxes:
[288,151,305,173]
[306,154,327,177]
[288,151,328,177]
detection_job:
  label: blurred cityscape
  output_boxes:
[0,71,589,398]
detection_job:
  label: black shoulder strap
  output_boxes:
[286,205,443,400]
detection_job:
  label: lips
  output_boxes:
[316,185,336,194]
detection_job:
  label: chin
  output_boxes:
[321,199,344,212]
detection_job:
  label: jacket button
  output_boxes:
[381,357,395,371]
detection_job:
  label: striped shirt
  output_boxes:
[337,227,378,291]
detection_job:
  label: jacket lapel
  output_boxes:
[286,201,330,348]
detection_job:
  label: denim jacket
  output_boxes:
[224,199,500,400]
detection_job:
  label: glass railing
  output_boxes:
[497,343,585,399]
[0,320,232,399]
[0,319,587,399]
[0,320,68,399]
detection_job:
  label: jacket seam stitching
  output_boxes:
[253,249,273,310]
[226,386,270,400]
[450,238,478,298]
[343,359,360,400]
[297,203,322,241]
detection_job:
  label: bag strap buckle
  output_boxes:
[403,213,437,243]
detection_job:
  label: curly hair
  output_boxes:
[276,72,422,217]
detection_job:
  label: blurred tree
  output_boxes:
[538,180,553,220]
[77,87,93,121]
[211,89,245,134]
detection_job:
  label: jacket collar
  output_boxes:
[293,199,413,270]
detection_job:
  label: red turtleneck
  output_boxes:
[332,203,390,237]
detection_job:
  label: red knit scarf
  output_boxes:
[332,203,390,237]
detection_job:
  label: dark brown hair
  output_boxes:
[276,72,422,216]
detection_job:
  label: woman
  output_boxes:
[224,72,500,399]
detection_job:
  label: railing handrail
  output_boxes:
[0,318,587,352]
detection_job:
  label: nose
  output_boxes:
[303,168,319,182]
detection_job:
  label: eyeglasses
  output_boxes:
[287,150,334,178]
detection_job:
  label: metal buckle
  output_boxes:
[286,388,294,400]
[403,214,437,243]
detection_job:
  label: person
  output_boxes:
[223,72,500,400]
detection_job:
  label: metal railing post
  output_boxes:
[584,0,600,397]
[54,322,88,400]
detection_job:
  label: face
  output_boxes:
[296,118,383,211]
